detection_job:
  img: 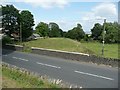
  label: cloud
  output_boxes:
[83,3,117,20]
[92,3,117,17]
[1,0,69,9]
[2,0,68,9]
[0,0,13,5]
[81,2,117,33]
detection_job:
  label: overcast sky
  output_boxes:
[1,0,119,33]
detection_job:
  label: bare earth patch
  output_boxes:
[2,76,21,88]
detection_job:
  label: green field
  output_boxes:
[81,42,118,59]
[22,38,118,59]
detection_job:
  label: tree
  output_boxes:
[35,22,49,37]
[63,31,67,37]
[20,10,34,40]
[2,5,20,37]
[49,22,63,37]
[91,23,103,40]
[103,22,120,43]
[66,23,85,41]
[91,22,120,43]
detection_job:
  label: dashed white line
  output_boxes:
[12,56,28,61]
[74,70,114,81]
[36,62,61,69]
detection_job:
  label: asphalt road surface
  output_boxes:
[2,49,118,88]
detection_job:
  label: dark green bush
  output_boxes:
[2,36,12,45]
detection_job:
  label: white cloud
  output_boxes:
[83,3,117,21]
[22,0,68,9]
[0,0,12,5]
[92,3,117,17]
[81,2,117,33]
[0,0,68,9]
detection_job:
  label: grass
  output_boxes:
[2,76,22,88]
[22,38,93,54]
[2,65,59,88]
[18,38,118,59]
[81,42,119,59]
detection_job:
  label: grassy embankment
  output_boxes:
[2,65,59,88]
[21,38,118,59]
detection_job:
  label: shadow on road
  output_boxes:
[2,44,16,55]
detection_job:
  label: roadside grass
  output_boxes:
[22,38,94,54]
[2,65,59,88]
[2,76,22,88]
[17,38,118,59]
[81,42,118,59]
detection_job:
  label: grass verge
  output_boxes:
[2,65,59,88]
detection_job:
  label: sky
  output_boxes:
[1,0,119,34]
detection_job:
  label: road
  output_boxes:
[2,49,118,88]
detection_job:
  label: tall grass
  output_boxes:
[2,65,58,88]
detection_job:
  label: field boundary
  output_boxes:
[31,47,90,56]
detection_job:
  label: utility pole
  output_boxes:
[20,22,22,44]
[102,19,106,56]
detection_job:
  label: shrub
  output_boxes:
[2,36,12,45]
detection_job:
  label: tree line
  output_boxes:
[1,5,120,44]
[1,5,34,41]
[35,21,120,43]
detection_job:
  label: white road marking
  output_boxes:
[36,62,61,69]
[12,56,28,61]
[74,70,114,81]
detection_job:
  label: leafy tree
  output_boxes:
[91,23,103,40]
[66,23,85,41]
[20,10,34,40]
[91,22,120,43]
[35,22,49,37]
[84,34,90,41]
[49,22,63,37]
[1,5,20,37]
[62,31,67,37]
[103,22,120,43]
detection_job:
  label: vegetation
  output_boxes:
[2,76,23,88]
[20,10,34,40]
[1,4,119,59]
[2,36,12,45]
[2,65,59,88]
[23,38,93,54]
[1,5,34,41]
[81,42,118,59]
[91,23,103,40]
[91,22,120,43]
[2,5,20,37]
[35,22,49,37]
[49,22,63,37]
[22,38,118,59]
[35,22,63,38]
[1,5,119,44]
[65,24,85,41]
